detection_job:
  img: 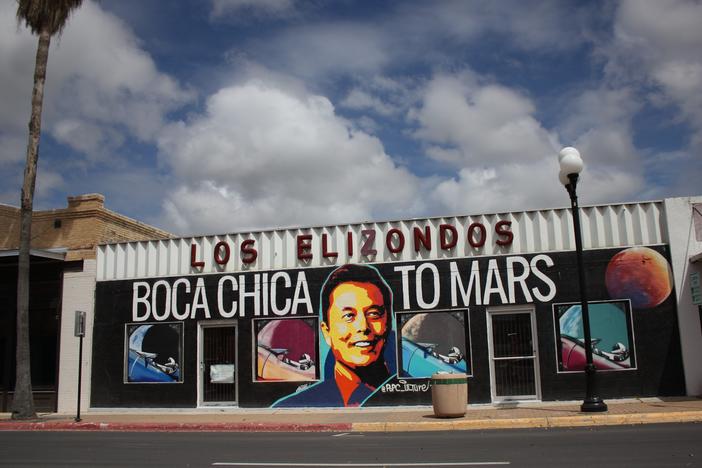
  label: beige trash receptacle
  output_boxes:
[430,372,467,418]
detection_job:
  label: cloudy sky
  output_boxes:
[1,0,700,235]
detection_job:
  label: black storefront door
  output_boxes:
[488,309,540,402]
[199,323,237,406]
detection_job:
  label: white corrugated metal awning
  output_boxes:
[0,248,67,261]
[97,200,668,281]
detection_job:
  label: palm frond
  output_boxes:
[16,0,83,36]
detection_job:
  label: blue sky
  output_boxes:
[1,0,700,235]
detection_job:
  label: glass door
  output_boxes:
[488,309,540,402]
[199,322,237,406]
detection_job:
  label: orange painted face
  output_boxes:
[321,282,388,369]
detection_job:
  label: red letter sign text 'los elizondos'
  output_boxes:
[191,221,513,269]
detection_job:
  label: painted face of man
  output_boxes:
[321,281,388,369]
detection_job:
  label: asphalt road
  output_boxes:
[1,423,700,468]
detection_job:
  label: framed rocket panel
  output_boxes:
[397,309,471,378]
[253,317,319,382]
[124,322,184,383]
[553,300,636,373]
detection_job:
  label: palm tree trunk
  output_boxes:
[12,26,51,420]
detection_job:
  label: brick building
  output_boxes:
[0,194,171,412]
[3,194,700,414]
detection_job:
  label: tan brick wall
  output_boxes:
[0,204,21,248]
[1,195,171,411]
[0,194,172,260]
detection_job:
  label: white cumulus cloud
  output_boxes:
[157,80,422,234]
[610,0,702,142]
[0,0,193,165]
[411,72,557,167]
[413,71,646,213]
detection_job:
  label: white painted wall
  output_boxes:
[663,197,702,396]
[57,259,95,414]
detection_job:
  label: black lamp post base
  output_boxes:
[581,397,608,413]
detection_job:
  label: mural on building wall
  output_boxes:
[91,244,686,408]
[554,245,674,373]
[554,301,635,372]
[125,322,183,383]
[272,264,397,407]
[398,310,469,378]
[97,253,565,406]
[255,318,318,382]
[605,246,674,309]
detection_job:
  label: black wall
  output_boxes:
[91,245,685,408]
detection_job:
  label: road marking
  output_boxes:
[212,462,510,466]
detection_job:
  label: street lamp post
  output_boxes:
[558,147,608,413]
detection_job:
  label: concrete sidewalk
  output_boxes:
[1,397,701,432]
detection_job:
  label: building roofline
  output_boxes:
[0,248,67,261]
[100,197,669,245]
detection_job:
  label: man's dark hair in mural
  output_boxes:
[273,264,396,407]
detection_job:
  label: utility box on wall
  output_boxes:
[690,272,701,305]
[74,311,86,337]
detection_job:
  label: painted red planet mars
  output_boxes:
[605,247,673,309]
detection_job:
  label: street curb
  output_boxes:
[1,411,701,433]
[352,411,702,432]
[0,421,352,432]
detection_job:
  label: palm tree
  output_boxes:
[13,0,83,420]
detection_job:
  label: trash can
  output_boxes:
[430,372,467,418]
